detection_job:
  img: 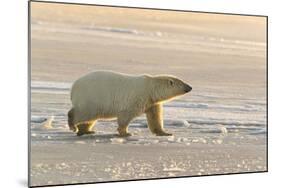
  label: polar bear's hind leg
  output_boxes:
[67,108,76,132]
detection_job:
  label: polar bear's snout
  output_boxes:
[184,84,192,93]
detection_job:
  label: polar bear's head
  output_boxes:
[149,75,192,103]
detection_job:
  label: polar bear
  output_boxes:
[68,71,192,137]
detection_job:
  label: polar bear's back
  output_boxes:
[71,71,147,114]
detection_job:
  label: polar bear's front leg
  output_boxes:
[117,114,134,137]
[146,104,172,136]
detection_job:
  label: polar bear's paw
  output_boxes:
[76,130,96,136]
[118,132,132,137]
[156,131,173,136]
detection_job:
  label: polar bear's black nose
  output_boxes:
[184,85,192,93]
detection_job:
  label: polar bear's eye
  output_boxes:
[168,80,174,86]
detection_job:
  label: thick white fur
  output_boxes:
[69,70,191,136]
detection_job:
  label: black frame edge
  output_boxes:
[28,1,31,187]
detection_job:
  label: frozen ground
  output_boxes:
[30,81,267,186]
[30,2,267,187]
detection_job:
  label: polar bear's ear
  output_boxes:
[168,79,175,86]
